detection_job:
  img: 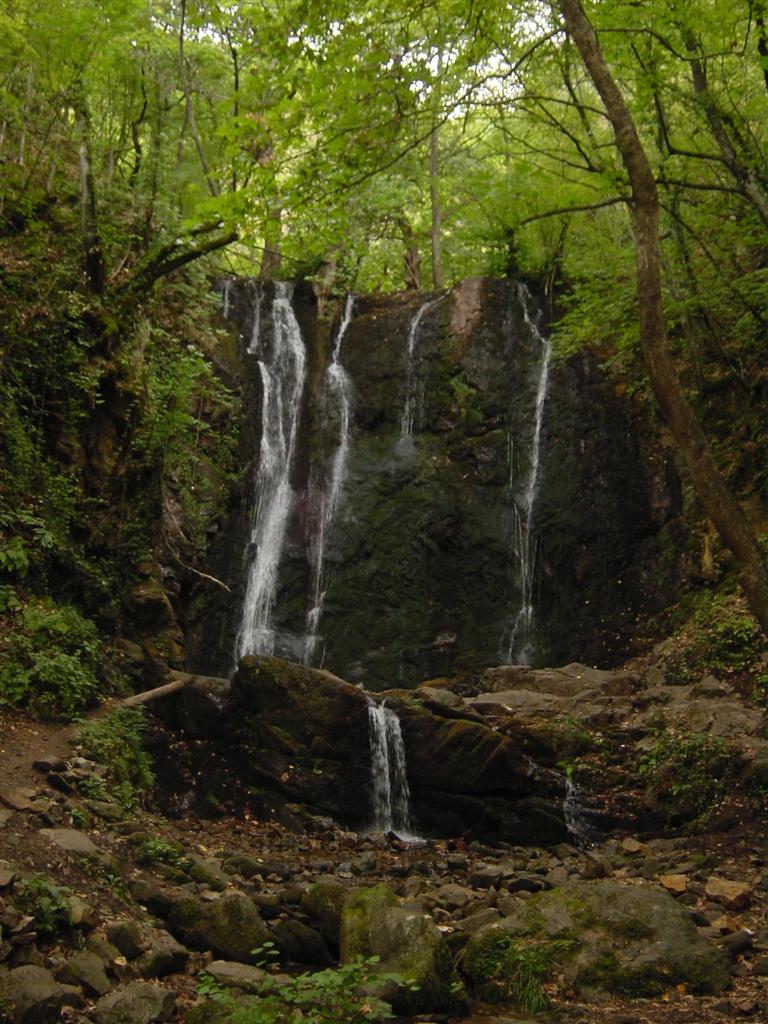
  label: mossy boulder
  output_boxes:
[463,879,730,1002]
[300,879,349,950]
[166,892,269,965]
[339,883,468,1016]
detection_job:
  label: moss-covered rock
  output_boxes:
[167,892,269,965]
[340,883,468,1016]
[463,879,730,1002]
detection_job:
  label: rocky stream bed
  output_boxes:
[1,647,768,1024]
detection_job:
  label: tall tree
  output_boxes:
[557,0,768,635]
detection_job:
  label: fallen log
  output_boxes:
[123,670,229,707]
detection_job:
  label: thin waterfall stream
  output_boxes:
[505,284,552,665]
[398,292,448,452]
[367,700,414,835]
[235,282,307,661]
[303,295,355,666]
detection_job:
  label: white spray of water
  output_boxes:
[304,295,355,665]
[235,282,307,660]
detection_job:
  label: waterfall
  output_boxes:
[368,700,413,835]
[303,295,355,666]
[398,292,448,450]
[235,282,307,661]
[505,284,552,665]
[221,279,232,319]
[246,282,264,354]
[563,777,593,848]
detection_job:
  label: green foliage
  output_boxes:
[79,707,155,810]
[664,589,760,684]
[198,956,399,1024]
[640,732,736,821]
[462,931,571,1012]
[15,876,72,940]
[136,837,186,870]
[0,599,102,718]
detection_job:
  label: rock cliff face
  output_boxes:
[196,277,674,688]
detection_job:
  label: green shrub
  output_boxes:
[664,589,760,683]
[198,956,400,1024]
[640,731,735,822]
[15,876,72,939]
[79,707,155,809]
[462,931,570,1012]
[0,599,102,718]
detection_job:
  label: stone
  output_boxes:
[0,790,34,813]
[456,908,501,934]
[93,981,175,1024]
[271,918,332,966]
[721,930,754,957]
[204,961,267,995]
[340,883,468,1016]
[659,874,688,895]
[32,756,68,774]
[435,883,471,911]
[37,828,101,859]
[57,951,112,997]
[463,879,731,1001]
[620,837,652,856]
[705,877,753,911]
[0,861,17,888]
[107,921,151,961]
[0,964,68,1023]
[300,879,348,947]
[166,892,269,964]
[470,865,504,889]
[136,932,189,979]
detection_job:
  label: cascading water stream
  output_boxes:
[398,292,448,450]
[505,284,552,665]
[563,777,593,848]
[367,700,413,835]
[303,295,355,666]
[247,282,264,355]
[235,282,307,661]
[221,278,232,319]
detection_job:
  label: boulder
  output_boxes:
[0,965,68,1024]
[204,961,268,995]
[136,933,189,979]
[271,919,332,966]
[37,828,102,860]
[57,951,111,997]
[166,892,269,964]
[299,879,349,948]
[340,883,467,1016]
[106,921,151,961]
[463,879,730,1001]
[93,982,175,1024]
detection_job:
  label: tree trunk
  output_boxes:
[429,122,442,289]
[259,205,282,280]
[558,0,768,636]
[74,86,106,296]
